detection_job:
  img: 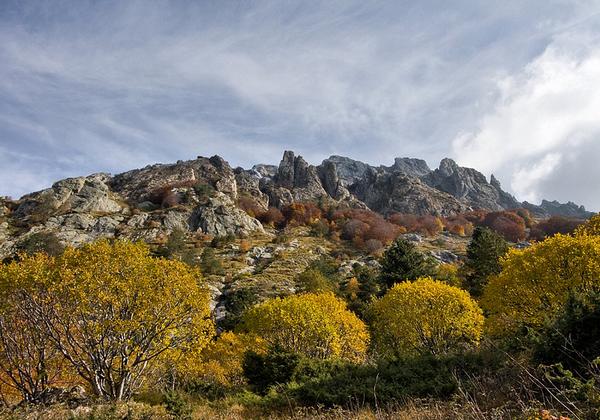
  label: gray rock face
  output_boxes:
[522,200,594,219]
[15,174,125,219]
[110,155,237,204]
[234,168,269,209]
[388,157,432,178]
[321,155,373,187]
[351,168,468,216]
[251,164,278,178]
[317,160,350,200]
[424,159,519,210]
[191,193,264,236]
[272,151,328,202]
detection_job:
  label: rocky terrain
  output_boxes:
[0,150,593,260]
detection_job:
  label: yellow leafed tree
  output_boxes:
[238,292,369,362]
[0,253,70,404]
[482,233,600,335]
[370,278,484,357]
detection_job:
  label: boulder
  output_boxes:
[191,193,263,236]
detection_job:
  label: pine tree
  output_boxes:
[463,227,508,297]
[378,238,436,289]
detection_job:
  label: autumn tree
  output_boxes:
[575,213,600,236]
[482,234,600,335]
[238,292,369,362]
[46,240,214,400]
[378,238,436,289]
[370,278,484,358]
[462,227,509,297]
[0,253,66,404]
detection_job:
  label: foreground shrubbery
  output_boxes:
[2,215,600,418]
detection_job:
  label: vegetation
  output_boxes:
[370,278,484,357]
[378,237,436,289]
[2,209,600,418]
[462,227,509,297]
[482,233,600,335]
[238,292,369,362]
[0,240,214,402]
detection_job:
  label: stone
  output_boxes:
[191,193,264,237]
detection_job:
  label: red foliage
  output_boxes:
[443,215,474,237]
[482,211,527,242]
[238,196,265,218]
[282,202,322,226]
[530,216,585,240]
[388,213,443,236]
[257,207,285,227]
[334,209,401,247]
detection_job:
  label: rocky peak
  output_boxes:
[389,157,431,178]
[424,159,519,210]
[321,155,373,187]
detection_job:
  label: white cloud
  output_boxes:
[453,38,600,210]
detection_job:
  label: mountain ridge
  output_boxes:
[0,150,593,258]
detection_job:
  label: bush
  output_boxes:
[242,348,301,394]
[534,288,600,373]
[293,354,489,407]
[221,287,260,330]
[482,211,526,242]
[237,196,264,218]
[296,268,337,293]
[482,234,600,335]
[16,231,64,257]
[257,207,285,227]
[238,293,369,362]
[200,247,223,275]
[370,278,484,358]
[282,203,322,227]
[530,216,584,240]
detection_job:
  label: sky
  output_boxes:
[1,1,600,210]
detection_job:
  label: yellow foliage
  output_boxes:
[239,292,369,362]
[370,278,484,357]
[0,252,75,402]
[482,233,600,335]
[346,277,360,301]
[197,332,266,387]
[435,263,462,288]
[575,213,600,236]
[1,240,215,400]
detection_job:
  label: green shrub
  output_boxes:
[163,390,192,419]
[242,348,301,394]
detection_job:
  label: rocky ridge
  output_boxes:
[0,150,593,258]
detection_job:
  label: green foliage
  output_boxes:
[345,265,381,318]
[293,354,479,408]
[16,231,64,257]
[462,227,509,297]
[193,183,215,200]
[242,348,301,394]
[221,287,260,330]
[534,289,600,373]
[163,390,193,419]
[210,233,236,248]
[200,247,223,275]
[297,268,337,293]
[378,238,436,289]
[157,229,197,266]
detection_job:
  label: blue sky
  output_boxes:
[1,1,600,210]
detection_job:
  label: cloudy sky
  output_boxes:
[1,1,600,210]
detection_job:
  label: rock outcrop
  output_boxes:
[423,158,520,211]
[351,168,468,216]
[0,150,592,259]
